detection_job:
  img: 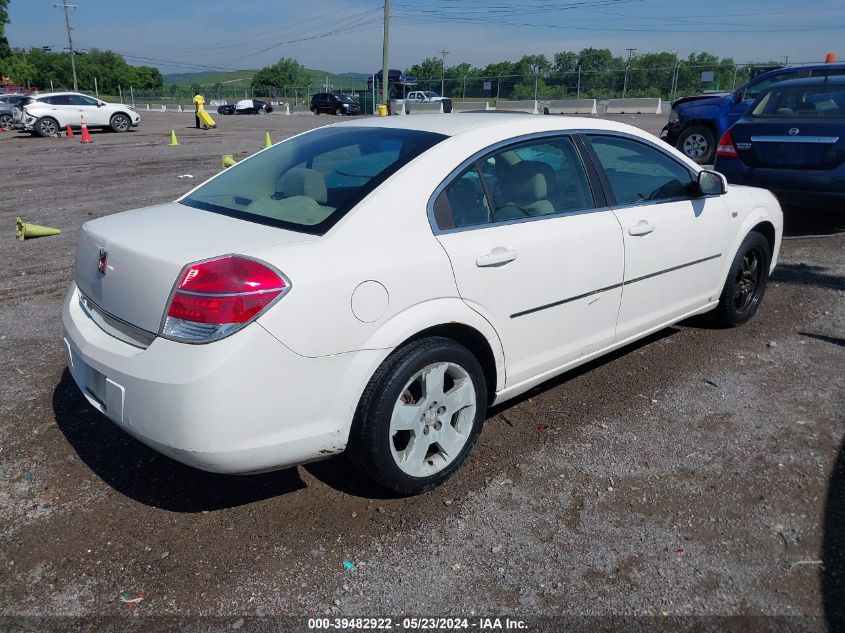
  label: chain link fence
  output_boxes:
[50,61,817,113]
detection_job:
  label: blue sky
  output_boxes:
[7,0,845,74]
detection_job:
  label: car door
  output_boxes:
[69,94,108,126]
[40,94,74,126]
[583,134,731,341]
[432,135,624,387]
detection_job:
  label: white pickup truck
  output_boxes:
[405,91,452,112]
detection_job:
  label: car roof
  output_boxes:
[31,91,89,98]
[332,112,642,138]
[769,75,845,88]
[756,62,845,82]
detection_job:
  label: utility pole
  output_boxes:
[381,0,390,105]
[53,3,79,91]
[622,48,636,98]
[438,48,449,96]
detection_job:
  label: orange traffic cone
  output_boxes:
[80,116,92,144]
[66,125,74,138]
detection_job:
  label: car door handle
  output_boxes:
[476,248,517,267]
[628,220,655,236]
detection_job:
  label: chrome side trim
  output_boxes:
[78,292,157,349]
[750,136,839,143]
[510,254,721,318]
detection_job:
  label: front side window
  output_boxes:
[744,72,799,102]
[433,136,595,229]
[69,95,99,106]
[588,135,694,205]
[752,84,845,118]
[182,126,446,235]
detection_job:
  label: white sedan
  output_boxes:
[62,114,783,493]
[18,91,140,136]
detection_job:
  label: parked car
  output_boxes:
[62,114,782,494]
[367,69,417,100]
[663,60,845,164]
[405,91,453,113]
[17,92,140,136]
[310,92,360,115]
[714,76,845,208]
[217,99,273,115]
[0,93,30,129]
[0,103,16,129]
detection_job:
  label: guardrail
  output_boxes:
[605,98,663,114]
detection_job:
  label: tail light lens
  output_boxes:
[161,255,289,343]
[717,130,738,158]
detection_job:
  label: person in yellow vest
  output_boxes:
[192,90,205,129]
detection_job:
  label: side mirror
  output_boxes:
[97,102,104,107]
[697,170,727,196]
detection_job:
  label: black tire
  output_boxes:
[712,231,771,327]
[109,113,131,133]
[335,107,342,116]
[347,337,488,495]
[34,117,60,137]
[312,108,319,115]
[676,124,716,165]
[0,113,13,129]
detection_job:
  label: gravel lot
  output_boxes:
[1,111,843,632]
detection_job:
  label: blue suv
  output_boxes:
[662,61,845,164]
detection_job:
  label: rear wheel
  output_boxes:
[110,113,131,133]
[34,117,59,137]
[712,231,771,326]
[348,337,487,494]
[676,125,716,164]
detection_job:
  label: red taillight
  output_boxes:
[162,255,288,342]
[717,130,738,158]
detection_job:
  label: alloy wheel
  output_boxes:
[389,362,477,477]
[733,247,763,313]
[683,133,708,159]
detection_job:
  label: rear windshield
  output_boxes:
[752,83,845,118]
[181,126,446,235]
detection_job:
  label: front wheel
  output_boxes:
[712,231,771,327]
[110,113,131,133]
[0,113,13,129]
[676,125,716,164]
[348,337,487,494]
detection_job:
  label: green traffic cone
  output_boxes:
[16,217,61,241]
[221,154,236,168]
[264,131,272,149]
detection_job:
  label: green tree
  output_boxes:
[0,0,10,59]
[251,57,307,92]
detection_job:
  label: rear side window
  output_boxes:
[434,136,595,229]
[181,126,446,235]
[44,95,72,105]
[587,135,694,205]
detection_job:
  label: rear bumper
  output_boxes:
[716,159,845,207]
[62,282,381,474]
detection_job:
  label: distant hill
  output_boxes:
[163,69,369,91]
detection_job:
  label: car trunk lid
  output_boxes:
[730,119,845,169]
[75,202,315,334]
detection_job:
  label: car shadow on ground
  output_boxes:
[771,263,845,292]
[823,435,845,632]
[52,369,306,512]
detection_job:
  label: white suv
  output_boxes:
[18,92,140,136]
